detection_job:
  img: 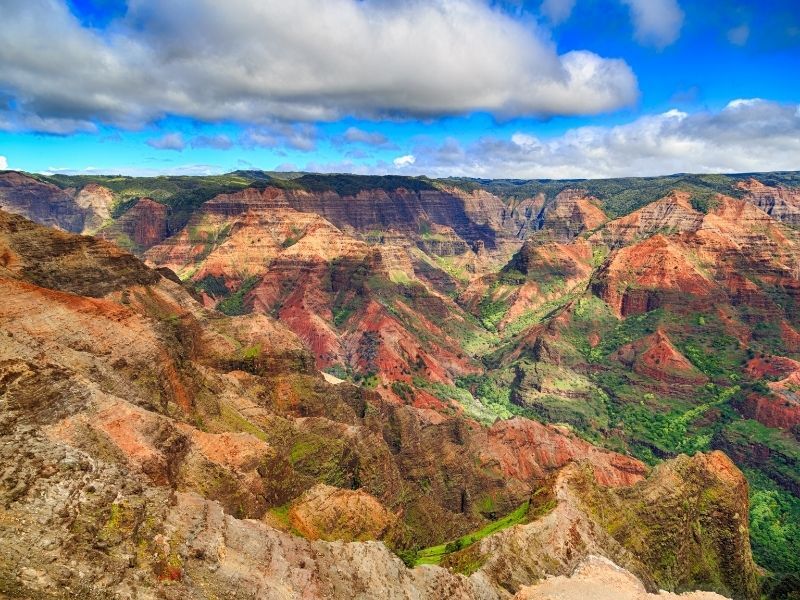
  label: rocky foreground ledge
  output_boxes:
[514,556,726,600]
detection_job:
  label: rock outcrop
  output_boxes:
[74,183,115,232]
[288,484,397,542]
[103,197,170,250]
[514,556,726,600]
[593,191,704,248]
[0,171,87,233]
[738,178,800,227]
[613,330,709,386]
[538,189,607,242]
[592,234,717,317]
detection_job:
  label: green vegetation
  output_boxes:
[217,276,259,316]
[194,273,228,297]
[478,285,510,331]
[746,469,800,576]
[391,381,414,403]
[576,306,662,362]
[27,169,800,581]
[296,173,436,195]
[442,171,800,218]
[414,501,530,566]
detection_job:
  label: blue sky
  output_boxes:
[0,0,798,178]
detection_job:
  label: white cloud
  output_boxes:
[0,110,97,135]
[191,134,233,150]
[0,0,638,132]
[146,132,186,151]
[0,156,7,170]
[619,0,684,48]
[727,24,750,46]
[540,0,576,24]
[240,123,318,151]
[341,127,390,146]
[42,164,223,176]
[396,99,800,178]
[393,155,416,168]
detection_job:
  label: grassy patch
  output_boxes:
[217,276,259,316]
[745,469,800,575]
[415,500,531,566]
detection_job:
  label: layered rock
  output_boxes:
[738,178,800,227]
[102,197,170,251]
[481,418,647,487]
[0,209,763,599]
[613,330,708,386]
[592,234,717,317]
[592,191,704,248]
[0,171,87,233]
[538,189,607,242]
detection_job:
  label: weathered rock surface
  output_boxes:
[738,178,800,227]
[613,330,708,386]
[102,197,170,251]
[513,556,726,600]
[592,234,716,317]
[288,484,397,542]
[0,171,87,233]
[593,191,704,248]
[74,183,115,232]
[538,189,607,242]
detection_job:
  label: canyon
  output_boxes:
[1,169,799,598]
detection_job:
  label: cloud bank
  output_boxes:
[0,156,7,170]
[0,0,638,133]
[386,100,800,178]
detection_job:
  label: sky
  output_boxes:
[0,0,798,179]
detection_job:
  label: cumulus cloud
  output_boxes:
[0,0,638,132]
[396,99,800,178]
[540,0,576,24]
[727,24,750,46]
[393,155,416,168]
[339,127,391,147]
[146,133,186,151]
[0,156,7,170]
[191,134,233,150]
[240,123,318,151]
[620,0,684,48]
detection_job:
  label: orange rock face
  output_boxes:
[740,393,800,431]
[741,356,800,430]
[540,189,607,242]
[593,234,716,317]
[593,191,703,247]
[481,418,647,487]
[104,198,170,249]
[288,484,397,542]
[738,178,800,226]
[613,330,708,386]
